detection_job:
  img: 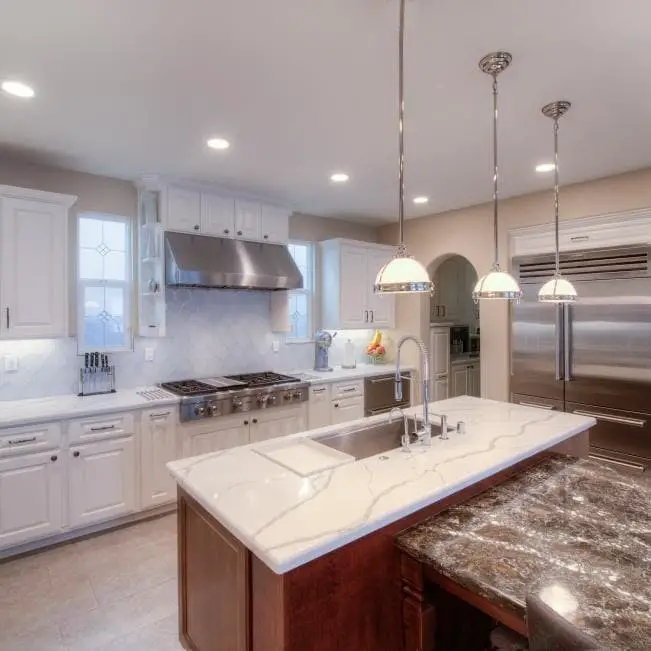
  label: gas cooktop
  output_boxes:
[160,371,308,422]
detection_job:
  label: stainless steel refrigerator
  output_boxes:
[511,244,651,472]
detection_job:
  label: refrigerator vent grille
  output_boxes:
[518,250,648,282]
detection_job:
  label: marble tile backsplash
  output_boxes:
[0,289,316,401]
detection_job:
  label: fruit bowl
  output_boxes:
[367,353,386,365]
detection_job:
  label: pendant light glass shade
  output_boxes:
[538,100,577,304]
[474,52,522,303]
[538,275,577,303]
[374,244,433,294]
[374,0,433,296]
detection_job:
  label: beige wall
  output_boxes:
[379,167,651,401]
[289,212,378,243]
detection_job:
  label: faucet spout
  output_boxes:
[395,335,431,442]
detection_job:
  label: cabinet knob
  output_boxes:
[252,418,258,424]
[244,420,249,425]
[263,234,269,239]
[334,403,340,408]
[73,451,80,458]
[50,454,58,462]
[237,230,243,236]
[194,224,200,231]
[223,228,230,234]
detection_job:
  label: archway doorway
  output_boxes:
[427,254,481,400]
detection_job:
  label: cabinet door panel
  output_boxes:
[433,377,449,402]
[250,407,307,443]
[260,206,290,244]
[141,409,178,509]
[234,201,261,241]
[430,327,450,378]
[451,367,469,398]
[332,397,364,425]
[167,186,201,233]
[201,193,235,237]
[468,365,481,398]
[366,248,395,327]
[0,451,63,549]
[0,198,68,338]
[68,437,136,528]
[339,246,368,328]
[184,418,249,458]
[308,385,332,430]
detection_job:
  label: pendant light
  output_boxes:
[472,53,522,302]
[374,0,433,295]
[538,101,577,303]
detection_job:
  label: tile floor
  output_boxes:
[0,514,183,651]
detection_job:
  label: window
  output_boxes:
[77,213,133,352]
[287,241,314,341]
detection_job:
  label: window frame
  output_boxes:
[76,212,134,354]
[286,240,315,343]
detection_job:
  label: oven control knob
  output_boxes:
[267,395,277,405]
[292,391,303,400]
[233,399,243,410]
[257,394,269,406]
[209,405,220,416]
[195,406,205,417]
[283,393,291,401]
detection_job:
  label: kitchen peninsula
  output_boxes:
[167,396,595,651]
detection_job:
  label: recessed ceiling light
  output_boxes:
[330,173,349,183]
[1,80,35,98]
[536,162,556,173]
[206,138,230,150]
[413,196,429,204]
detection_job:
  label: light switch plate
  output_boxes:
[3,354,18,373]
[144,347,155,362]
[272,340,280,353]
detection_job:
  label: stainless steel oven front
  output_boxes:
[364,372,412,416]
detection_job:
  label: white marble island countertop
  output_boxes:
[167,396,595,575]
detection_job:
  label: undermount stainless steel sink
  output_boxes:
[313,418,444,460]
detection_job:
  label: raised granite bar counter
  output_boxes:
[397,456,651,650]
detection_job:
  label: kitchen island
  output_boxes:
[397,456,651,650]
[167,396,595,651]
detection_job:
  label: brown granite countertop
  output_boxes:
[397,457,651,650]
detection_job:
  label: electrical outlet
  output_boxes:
[272,340,280,353]
[3,354,18,373]
[144,347,155,362]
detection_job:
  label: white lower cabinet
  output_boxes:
[250,406,307,443]
[451,366,469,398]
[0,450,63,548]
[468,364,481,398]
[181,414,249,458]
[141,408,179,510]
[432,376,449,402]
[308,384,332,430]
[332,396,364,425]
[68,437,136,528]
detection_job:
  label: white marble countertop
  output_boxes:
[167,396,595,575]
[0,387,179,428]
[290,363,415,384]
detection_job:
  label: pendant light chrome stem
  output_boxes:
[398,0,405,246]
[553,118,560,274]
[491,76,499,265]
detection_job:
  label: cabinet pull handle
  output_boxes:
[223,228,230,234]
[149,412,170,419]
[370,310,374,323]
[570,235,589,242]
[244,420,249,425]
[5,307,9,329]
[364,310,368,322]
[90,425,116,432]
[194,224,200,231]
[334,403,340,408]
[8,436,37,445]
[237,230,243,236]
[588,454,645,471]
[518,401,555,410]
[51,455,58,462]
[572,410,646,428]
[263,234,269,239]
[342,388,357,393]
[312,387,326,393]
[73,451,80,457]
[252,418,258,424]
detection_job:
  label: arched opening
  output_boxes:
[426,253,481,400]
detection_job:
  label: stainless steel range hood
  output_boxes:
[165,232,303,290]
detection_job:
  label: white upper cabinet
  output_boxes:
[260,206,290,244]
[234,200,262,240]
[430,326,450,378]
[201,193,235,237]
[166,186,202,233]
[160,182,290,245]
[0,187,75,339]
[321,239,396,330]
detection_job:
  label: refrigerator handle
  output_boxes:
[563,305,572,381]
[555,305,563,381]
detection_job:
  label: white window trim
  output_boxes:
[286,240,315,344]
[76,212,134,354]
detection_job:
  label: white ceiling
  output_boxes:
[1,0,651,223]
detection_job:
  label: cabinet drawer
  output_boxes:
[0,422,62,457]
[331,380,364,399]
[68,412,136,444]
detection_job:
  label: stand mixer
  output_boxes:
[314,330,336,371]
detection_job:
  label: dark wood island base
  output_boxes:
[176,453,550,651]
